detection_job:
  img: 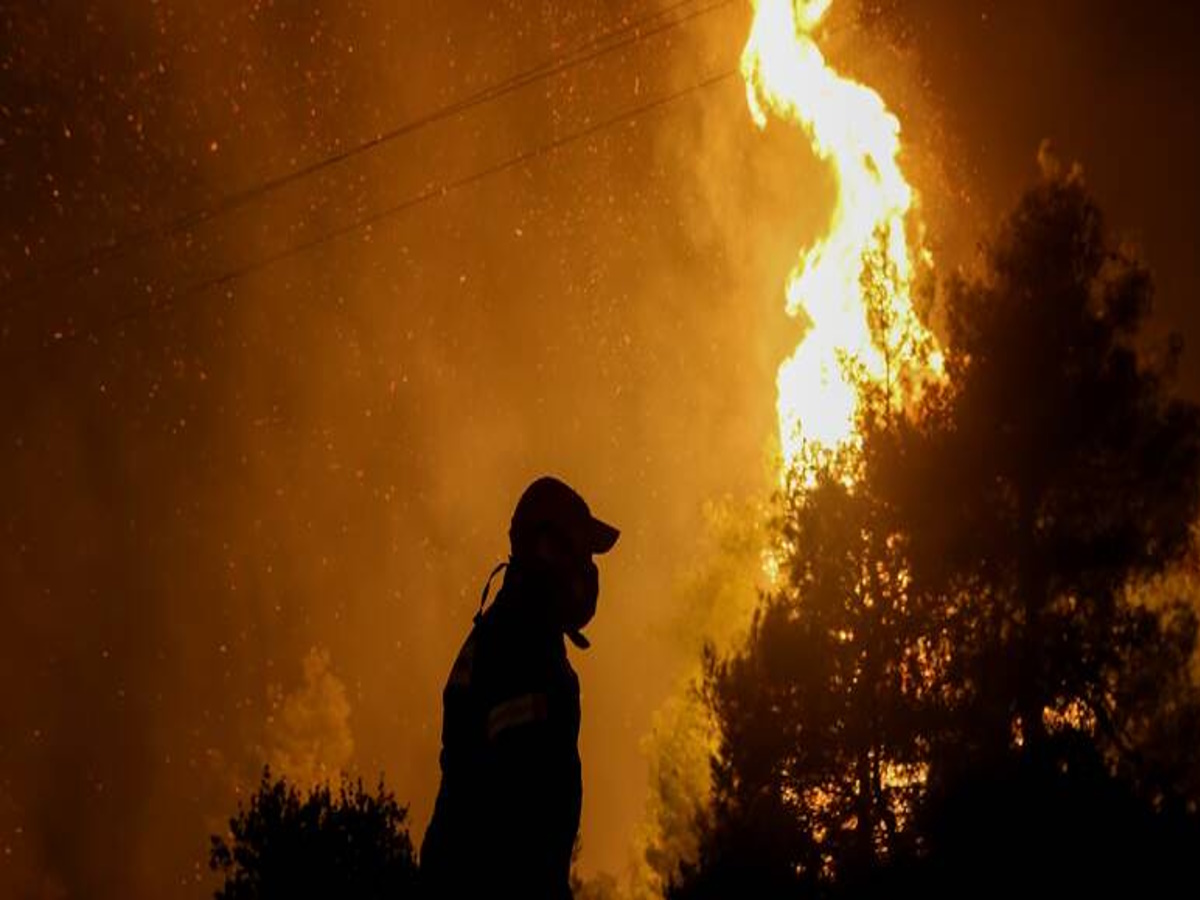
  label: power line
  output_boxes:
[9,0,711,295]
[53,66,739,346]
[5,0,734,301]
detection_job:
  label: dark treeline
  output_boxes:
[669,168,1200,898]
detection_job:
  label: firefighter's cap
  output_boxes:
[509,476,619,557]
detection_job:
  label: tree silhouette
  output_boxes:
[878,168,1200,778]
[209,768,418,900]
[673,168,1200,897]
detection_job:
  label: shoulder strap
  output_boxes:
[474,561,508,625]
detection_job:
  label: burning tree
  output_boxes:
[672,170,1200,898]
[684,471,941,894]
[668,241,947,895]
[664,0,1200,891]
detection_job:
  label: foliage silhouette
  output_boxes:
[209,768,418,900]
[878,167,1200,766]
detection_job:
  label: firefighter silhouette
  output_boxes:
[421,476,619,898]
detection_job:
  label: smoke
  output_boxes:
[260,648,356,790]
[626,498,769,896]
[1036,139,1085,186]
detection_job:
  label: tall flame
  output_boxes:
[742,0,941,475]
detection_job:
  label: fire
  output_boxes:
[741,0,941,475]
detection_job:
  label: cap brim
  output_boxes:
[588,517,620,554]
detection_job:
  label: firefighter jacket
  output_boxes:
[421,581,582,899]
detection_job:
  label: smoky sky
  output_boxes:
[2,1,1199,897]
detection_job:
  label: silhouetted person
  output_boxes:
[420,476,619,899]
